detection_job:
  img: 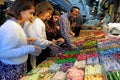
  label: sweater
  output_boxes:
[0,19,35,65]
[24,18,52,49]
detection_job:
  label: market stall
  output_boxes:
[20,29,120,80]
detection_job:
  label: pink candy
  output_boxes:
[67,67,84,80]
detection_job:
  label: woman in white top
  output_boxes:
[24,1,54,66]
[0,0,41,80]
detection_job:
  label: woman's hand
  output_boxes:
[27,38,37,44]
[69,31,75,36]
[52,39,57,44]
[57,38,64,43]
[34,46,41,55]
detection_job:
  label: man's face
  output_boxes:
[70,8,80,19]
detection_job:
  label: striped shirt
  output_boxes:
[58,13,72,45]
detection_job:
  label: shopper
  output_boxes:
[45,10,65,46]
[58,6,80,50]
[23,1,55,66]
[0,0,41,80]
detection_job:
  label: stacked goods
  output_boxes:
[80,30,99,55]
[78,30,106,80]
[55,49,80,73]
[97,38,120,55]
[94,30,105,39]
[74,60,86,69]
[77,30,103,79]
[79,30,95,38]
[80,30,105,39]
[37,57,57,67]
[59,49,80,59]
[55,58,76,64]
[106,71,120,80]
[100,54,114,62]
[114,53,120,63]
[52,71,66,80]
[60,62,74,72]
[79,31,99,64]
[56,49,80,64]
[85,62,104,80]
[103,60,120,72]
[48,63,62,72]
[67,67,84,80]
[86,56,99,65]
[25,57,58,80]
[98,37,120,80]
[114,54,120,59]
[80,48,98,54]
[72,30,105,47]
[82,40,97,49]
[85,75,104,80]
[77,53,98,61]
[85,64,102,75]
[24,30,120,80]
[72,37,84,46]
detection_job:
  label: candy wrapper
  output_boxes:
[52,71,66,80]
[85,64,102,75]
[48,63,62,72]
[67,67,84,80]
[74,60,86,69]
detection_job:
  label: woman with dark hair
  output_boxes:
[0,0,41,79]
[45,10,65,45]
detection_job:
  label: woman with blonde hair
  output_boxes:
[24,1,55,69]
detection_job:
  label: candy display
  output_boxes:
[56,58,76,64]
[85,75,104,80]
[52,71,66,80]
[100,54,114,62]
[87,57,99,64]
[48,63,62,72]
[106,71,120,80]
[60,62,73,72]
[85,64,102,75]
[77,53,98,61]
[82,40,97,49]
[103,60,120,72]
[20,30,120,80]
[114,53,120,59]
[74,60,86,69]
[72,37,84,46]
[67,67,84,80]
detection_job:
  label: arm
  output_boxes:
[58,16,72,45]
[24,19,52,49]
[0,30,35,58]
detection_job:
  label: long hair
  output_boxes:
[45,10,60,35]
[7,0,34,19]
[35,1,54,17]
